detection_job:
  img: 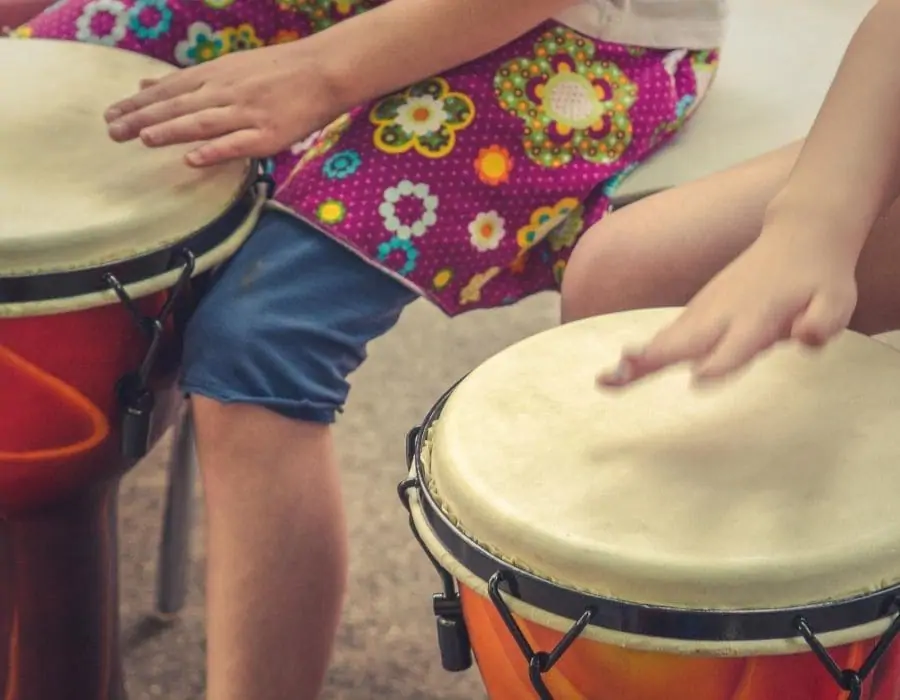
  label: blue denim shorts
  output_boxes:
[180,208,419,423]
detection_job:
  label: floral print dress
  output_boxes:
[16,0,719,315]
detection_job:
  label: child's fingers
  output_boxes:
[693,318,782,380]
[138,106,247,148]
[138,78,159,90]
[104,69,195,122]
[598,315,724,387]
[108,89,228,142]
[790,292,853,348]
[185,128,261,167]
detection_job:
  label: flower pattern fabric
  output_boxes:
[495,27,638,169]
[371,78,475,159]
[21,1,718,316]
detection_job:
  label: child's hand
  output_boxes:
[598,224,859,387]
[104,42,340,167]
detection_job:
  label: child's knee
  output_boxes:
[561,217,646,323]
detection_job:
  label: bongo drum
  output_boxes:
[400,308,900,700]
[0,38,268,698]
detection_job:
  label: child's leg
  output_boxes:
[561,141,900,336]
[179,210,417,700]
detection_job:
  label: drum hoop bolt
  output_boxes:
[104,248,196,463]
[795,597,900,700]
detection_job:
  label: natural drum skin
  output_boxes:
[406,308,900,699]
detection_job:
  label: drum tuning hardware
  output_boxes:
[256,159,277,199]
[398,427,474,673]
[105,248,196,462]
[795,600,900,700]
[488,571,594,700]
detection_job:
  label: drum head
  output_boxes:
[424,308,900,613]
[0,39,251,277]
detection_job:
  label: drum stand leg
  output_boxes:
[0,480,128,700]
[155,404,196,619]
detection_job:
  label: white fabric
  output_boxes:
[424,308,900,611]
[556,0,727,49]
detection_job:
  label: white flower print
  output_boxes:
[468,211,506,252]
[393,95,450,137]
[379,180,438,239]
[75,0,128,45]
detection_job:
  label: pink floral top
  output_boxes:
[20,0,718,314]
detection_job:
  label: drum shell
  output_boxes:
[0,293,177,515]
[408,488,900,700]
[461,583,900,700]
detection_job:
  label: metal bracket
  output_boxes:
[796,601,900,700]
[488,571,593,700]
[105,248,195,461]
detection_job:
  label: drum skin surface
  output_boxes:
[460,585,900,700]
[412,308,900,699]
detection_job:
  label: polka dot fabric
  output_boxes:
[18,1,718,316]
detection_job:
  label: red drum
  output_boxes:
[402,308,900,700]
[0,38,267,698]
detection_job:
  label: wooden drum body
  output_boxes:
[402,309,900,700]
[0,38,267,698]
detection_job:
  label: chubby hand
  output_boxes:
[599,225,860,388]
[104,41,339,167]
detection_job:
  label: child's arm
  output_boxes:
[312,0,576,112]
[104,0,573,164]
[767,0,900,257]
[600,0,900,387]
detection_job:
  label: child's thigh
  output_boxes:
[179,208,418,424]
[560,142,802,321]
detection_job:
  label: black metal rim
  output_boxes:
[412,383,900,644]
[0,162,261,305]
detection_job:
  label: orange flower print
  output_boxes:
[474,145,513,186]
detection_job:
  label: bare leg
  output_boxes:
[194,396,347,700]
[561,140,900,335]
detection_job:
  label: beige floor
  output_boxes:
[119,293,560,699]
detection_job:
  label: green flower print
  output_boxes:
[274,0,369,32]
[494,27,638,168]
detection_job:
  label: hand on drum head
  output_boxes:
[104,42,341,167]
[597,223,859,388]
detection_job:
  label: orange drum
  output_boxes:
[0,38,266,698]
[401,308,900,700]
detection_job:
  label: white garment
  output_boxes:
[555,0,727,49]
